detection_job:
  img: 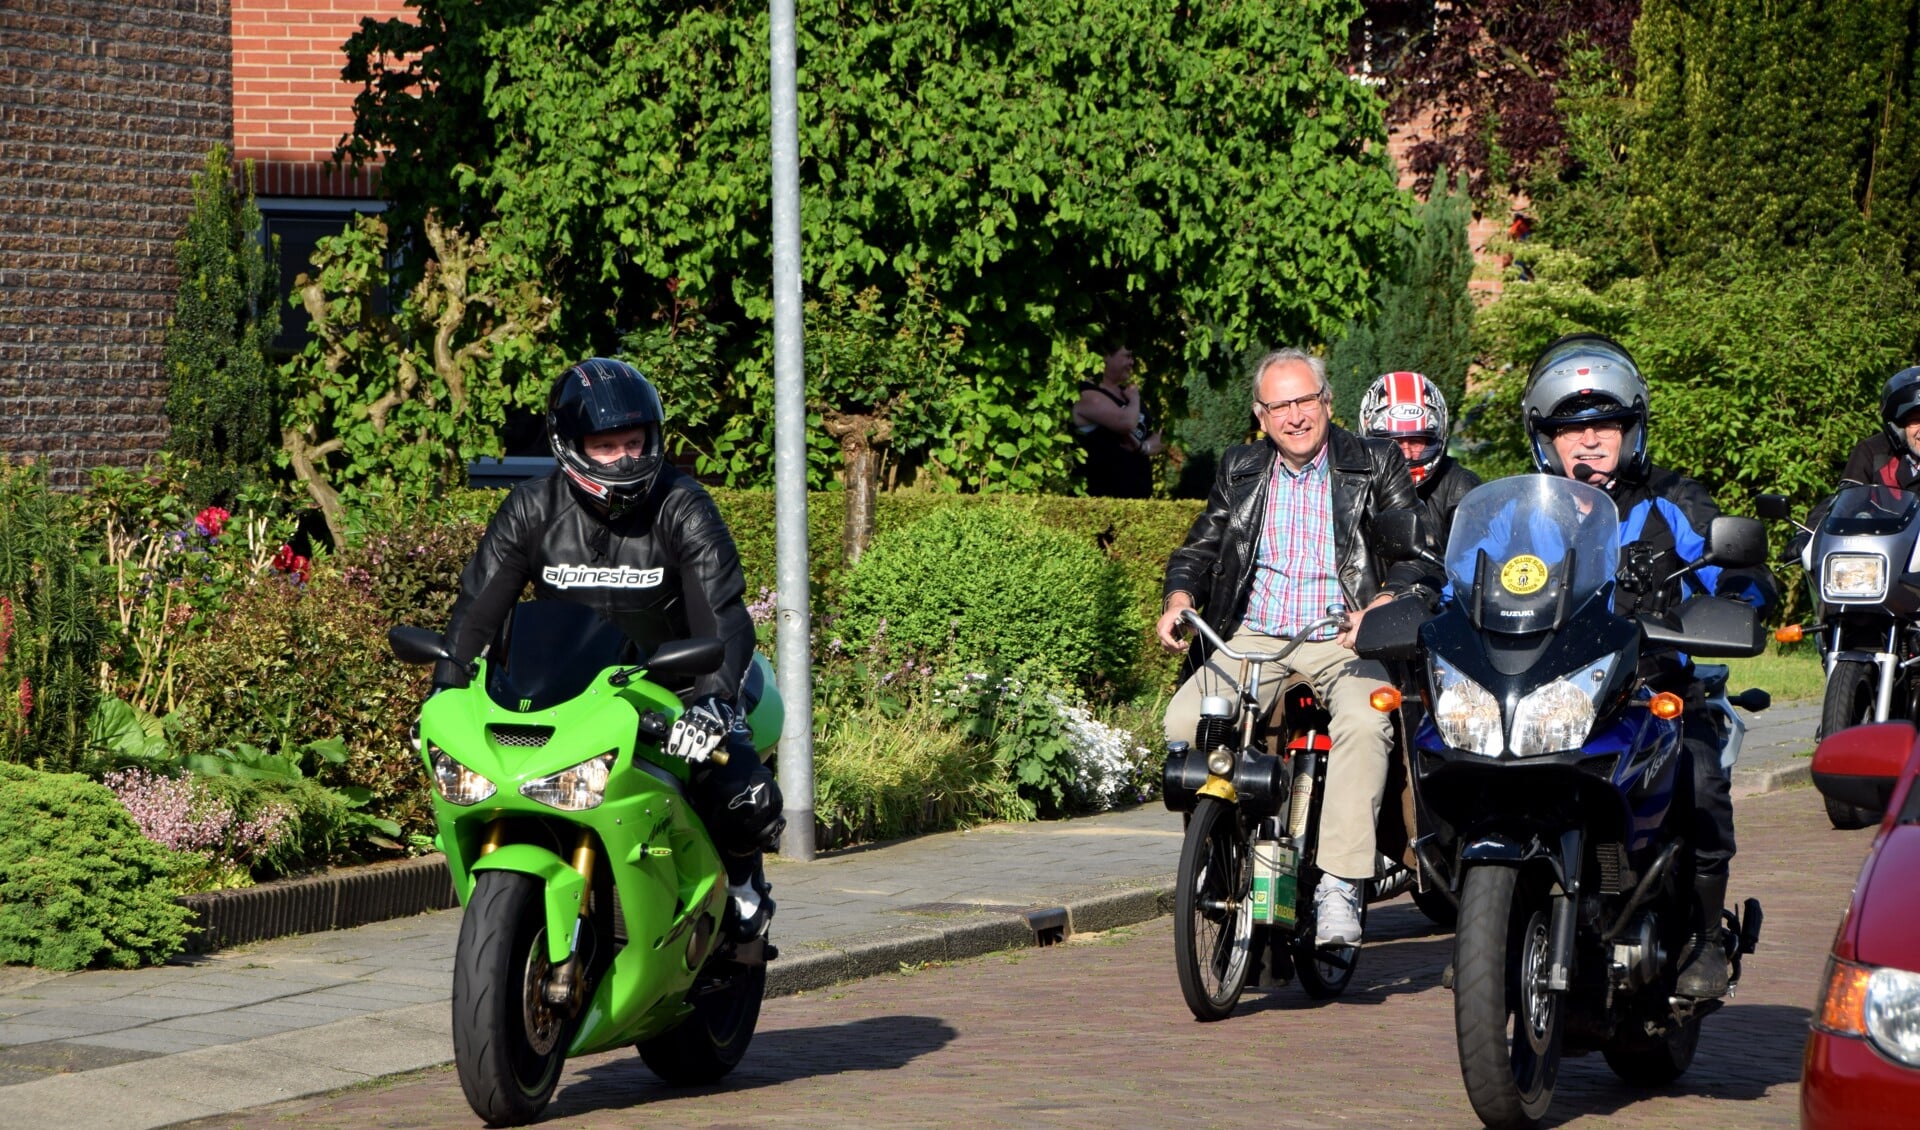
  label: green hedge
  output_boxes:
[0,763,192,969]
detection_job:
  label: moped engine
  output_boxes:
[1609,912,1664,991]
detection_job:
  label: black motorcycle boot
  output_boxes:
[1674,872,1731,999]
[723,850,775,943]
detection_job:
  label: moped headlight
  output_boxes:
[521,752,617,811]
[1431,659,1502,757]
[1508,656,1615,758]
[429,745,495,806]
[1822,552,1888,600]
[1866,966,1920,1067]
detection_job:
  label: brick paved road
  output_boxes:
[175,787,1866,1130]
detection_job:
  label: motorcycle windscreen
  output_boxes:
[486,600,638,712]
[1823,484,1920,536]
[1445,475,1620,635]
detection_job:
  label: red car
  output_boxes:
[1804,721,1920,1129]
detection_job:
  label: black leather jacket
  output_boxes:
[1163,426,1433,638]
[436,468,755,706]
[1419,455,1482,554]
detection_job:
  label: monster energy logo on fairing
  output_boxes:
[540,564,665,590]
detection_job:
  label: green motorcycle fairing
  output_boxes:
[419,656,777,1055]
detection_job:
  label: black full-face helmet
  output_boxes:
[1880,365,1920,454]
[1521,332,1651,480]
[547,358,666,519]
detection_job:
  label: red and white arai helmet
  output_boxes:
[1359,371,1450,483]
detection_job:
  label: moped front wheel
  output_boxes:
[451,871,575,1127]
[1454,863,1562,1130]
[1173,796,1254,1021]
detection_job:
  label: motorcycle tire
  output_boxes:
[1821,660,1881,829]
[451,871,576,1127]
[1454,863,1563,1130]
[637,955,767,1085]
[1602,1013,1702,1087]
[1173,796,1255,1021]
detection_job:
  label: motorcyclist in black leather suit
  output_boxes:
[436,357,782,942]
[1358,371,1481,554]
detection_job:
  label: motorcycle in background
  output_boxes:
[1359,476,1767,1130]
[1760,486,1920,828]
[389,601,783,1126]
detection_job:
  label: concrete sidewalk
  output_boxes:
[0,701,1819,1130]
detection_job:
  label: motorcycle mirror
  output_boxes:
[1752,493,1793,522]
[1704,514,1767,569]
[388,625,454,665]
[1370,508,1440,567]
[644,637,727,678]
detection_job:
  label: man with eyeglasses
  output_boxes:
[1520,333,1776,1000]
[1157,346,1433,948]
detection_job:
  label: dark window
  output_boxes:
[257,199,390,357]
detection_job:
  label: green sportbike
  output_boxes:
[388,600,783,1126]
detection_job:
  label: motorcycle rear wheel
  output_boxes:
[1173,796,1255,1021]
[638,955,767,1084]
[451,871,575,1127]
[1821,660,1882,829]
[1603,1012,1701,1087]
[1454,864,1563,1130]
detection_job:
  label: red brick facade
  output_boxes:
[231,0,410,198]
[0,0,233,488]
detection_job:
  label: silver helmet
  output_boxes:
[1521,333,1650,479]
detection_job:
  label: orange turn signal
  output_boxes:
[1775,624,1805,644]
[1816,957,1872,1036]
[1369,687,1403,712]
[1649,691,1684,719]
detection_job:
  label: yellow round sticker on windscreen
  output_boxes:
[1500,554,1549,595]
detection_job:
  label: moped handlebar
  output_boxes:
[1177,607,1348,685]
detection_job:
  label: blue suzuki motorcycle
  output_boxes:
[1357,475,1769,1130]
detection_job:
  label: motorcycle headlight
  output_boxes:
[1866,966,1920,1067]
[520,751,617,811]
[1508,656,1615,758]
[1431,659,1503,757]
[429,745,495,806]
[1823,552,1888,601]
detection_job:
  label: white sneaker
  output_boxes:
[1313,874,1363,947]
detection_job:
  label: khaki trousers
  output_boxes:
[1162,627,1394,882]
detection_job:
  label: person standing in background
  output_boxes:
[1072,341,1163,497]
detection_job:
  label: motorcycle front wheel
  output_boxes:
[1821,660,1881,829]
[1453,863,1563,1130]
[1173,796,1255,1020]
[451,871,576,1127]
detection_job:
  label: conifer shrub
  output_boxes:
[0,763,192,970]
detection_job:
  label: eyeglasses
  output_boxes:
[1254,393,1328,417]
[1549,420,1625,440]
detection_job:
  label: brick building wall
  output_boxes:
[231,0,411,198]
[0,0,232,488]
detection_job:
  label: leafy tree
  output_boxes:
[1631,0,1920,271]
[162,146,281,505]
[279,214,562,546]
[1325,173,1476,426]
[340,0,1408,492]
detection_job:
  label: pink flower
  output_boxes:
[0,596,12,666]
[194,506,231,538]
[270,545,311,584]
[17,677,31,719]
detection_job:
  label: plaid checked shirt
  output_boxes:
[1242,444,1345,640]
